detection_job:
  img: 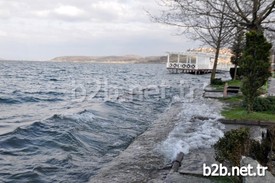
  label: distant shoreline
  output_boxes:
[0,55,168,64]
[52,60,166,64]
[0,59,166,64]
[51,55,167,64]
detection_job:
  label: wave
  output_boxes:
[23,91,65,96]
[157,98,225,161]
[0,95,64,104]
[0,61,209,182]
[0,117,99,182]
[0,106,147,182]
[0,97,21,104]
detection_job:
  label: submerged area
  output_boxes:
[0,61,226,182]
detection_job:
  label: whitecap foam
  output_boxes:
[69,111,96,122]
[50,110,96,123]
[157,97,225,161]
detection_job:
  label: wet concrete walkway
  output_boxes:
[162,125,267,183]
[162,78,275,183]
[89,103,183,183]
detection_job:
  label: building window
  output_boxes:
[180,55,187,63]
[190,56,196,64]
[170,54,178,62]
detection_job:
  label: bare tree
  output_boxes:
[152,0,275,82]
[231,27,245,80]
[153,1,235,83]
[198,3,235,83]
[209,0,275,32]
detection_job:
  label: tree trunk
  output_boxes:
[210,42,221,84]
[233,64,238,80]
[210,3,225,84]
[246,97,254,114]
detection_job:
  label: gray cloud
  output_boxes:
[0,0,199,60]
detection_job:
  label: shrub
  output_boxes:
[253,97,272,112]
[244,96,275,113]
[214,126,275,169]
[229,68,242,80]
[211,78,223,85]
[239,31,272,112]
[214,127,251,166]
[250,126,275,166]
[249,139,269,165]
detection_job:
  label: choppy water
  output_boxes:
[0,61,226,182]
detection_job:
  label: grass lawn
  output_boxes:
[211,79,275,122]
[219,95,243,103]
[211,79,241,90]
[224,79,241,87]
[220,95,275,122]
[222,107,275,122]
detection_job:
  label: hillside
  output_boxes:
[51,55,167,64]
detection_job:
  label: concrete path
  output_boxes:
[162,125,268,183]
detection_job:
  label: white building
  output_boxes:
[166,48,234,74]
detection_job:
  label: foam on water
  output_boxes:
[157,93,225,161]
[50,110,96,123]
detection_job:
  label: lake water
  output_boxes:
[0,61,226,182]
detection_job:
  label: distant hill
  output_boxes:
[51,55,167,64]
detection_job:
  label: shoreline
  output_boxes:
[88,112,247,182]
[89,87,274,182]
[89,102,183,183]
[0,59,166,64]
[89,97,225,182]
[51,60,166,64]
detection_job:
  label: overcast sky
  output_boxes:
[0,0,199,60]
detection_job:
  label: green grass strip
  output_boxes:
[222,107,275,122]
